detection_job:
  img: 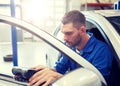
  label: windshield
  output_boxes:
[106,16,120,35]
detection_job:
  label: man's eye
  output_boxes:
[65,32,72,35]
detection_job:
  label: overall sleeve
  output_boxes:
[54,54,70,74]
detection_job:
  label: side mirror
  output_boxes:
[52,68,102,86]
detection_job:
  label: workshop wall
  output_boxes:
[0,0,117,42]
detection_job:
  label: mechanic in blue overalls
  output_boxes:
[28,10,113,86]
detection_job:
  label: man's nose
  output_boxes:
[63,35,68,41]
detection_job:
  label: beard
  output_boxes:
[65,32,82,48]
[65,37,82,48]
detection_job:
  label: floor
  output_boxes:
[0,42,47,76]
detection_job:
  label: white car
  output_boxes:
[0,10,119,86]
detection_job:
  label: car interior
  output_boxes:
[86,22,120,86]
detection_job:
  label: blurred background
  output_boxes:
[0,0,117,42]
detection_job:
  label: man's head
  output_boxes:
[61,10,88,48]
[62,10,85,29]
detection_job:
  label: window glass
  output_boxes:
[106,16,120,35]
[0,20,64,85]
[0,22,48,73]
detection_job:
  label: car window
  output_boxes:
[0,22,60,85]
[0,22,48,77]
[106,16,120,35]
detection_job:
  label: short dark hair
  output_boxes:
[62,10,86,29]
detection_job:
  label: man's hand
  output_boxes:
[28,65,63,86]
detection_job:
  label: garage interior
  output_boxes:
[0,0,120,86]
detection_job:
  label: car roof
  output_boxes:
[82,10,120,17]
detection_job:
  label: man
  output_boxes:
[28,10,113,86]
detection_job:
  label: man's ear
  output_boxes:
[79,25,86,33]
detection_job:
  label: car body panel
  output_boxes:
[52,68,101,86]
